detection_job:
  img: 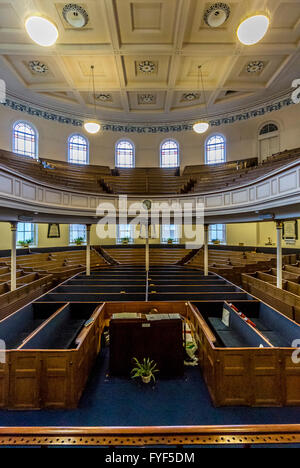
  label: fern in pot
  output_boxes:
[131,357,159,384]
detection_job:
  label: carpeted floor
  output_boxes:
[1,345,300,428]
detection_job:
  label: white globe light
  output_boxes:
[25,16,58,47]
[193,122,209,134]
[84,121,101,134]
[237,15,269,46]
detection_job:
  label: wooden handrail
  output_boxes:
[0,424,299,446]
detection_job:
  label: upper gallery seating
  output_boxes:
[242,263,300,323]
[100,167,194,194]
[183,148,300,193]
[1,147,299,195]
[0,149,111,193]
[185,248,296,285]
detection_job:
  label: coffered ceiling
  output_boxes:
[0,0,299,123]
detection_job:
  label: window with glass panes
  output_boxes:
[17,223,36,245]
[13,121,37,158]
[115,140,135,168]
[205,135,226,164]
[69,224,87,243]
[209,224,226,243]
[117,224,133,243]
[161,224,180,243]
[68,134,89,164]
[160,140,179,168]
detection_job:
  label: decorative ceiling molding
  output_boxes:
[137,94,156,104]
[204,3,230,28]
[1,92,295,133]
[137,61,157,74]
[62,3,89,28]
[96,93,113,102]
[181,92,200,102]
[246,61,265,74]
[28,61,49,75]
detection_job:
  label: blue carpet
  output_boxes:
[0,346,300,428]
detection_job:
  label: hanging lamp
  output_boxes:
[193,65,209,134]
[84,65,101,134]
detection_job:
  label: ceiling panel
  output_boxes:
[0,0,298,122]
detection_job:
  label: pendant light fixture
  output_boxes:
[84,65,101,134]
[193,65,209,134]
[25,16,58,47]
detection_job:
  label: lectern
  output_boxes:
[109,314,184,377]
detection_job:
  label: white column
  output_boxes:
[10,222,17,291]
[204,224,209,276]
[86,224,91,276]
[145,224,150,273]
[276,221,283,289]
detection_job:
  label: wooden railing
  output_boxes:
[0,424,299,447]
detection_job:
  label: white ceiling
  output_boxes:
[0,0,299,123]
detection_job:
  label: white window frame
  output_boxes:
[160,139,180,168]
[117,224,135,244]
[209,224,226,244]
[69,224,87,244]
[68,133,89,165]
[17,223,37,247]
[12,120,38,159]
[161,224,180,244]
[205,134,226,165]
[115,139,135,168]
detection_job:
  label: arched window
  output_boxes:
[160,139,179,168]
[68,134,89,164]
[258,122,280,161]
[205,134,226,164]
[259,123,278,135]
[115,140,135,168]
[13,121,38,158]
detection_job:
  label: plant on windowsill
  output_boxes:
[73,237,85,246]
[211,239,220,245]
[18,239,33,248]
[121,237,130,245]
[167,238,173,244]
[131,357,159,384]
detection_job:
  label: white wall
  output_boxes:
[1,102,300,168]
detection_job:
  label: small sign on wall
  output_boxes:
[47,223,60,238]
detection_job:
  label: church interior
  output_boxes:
[0,0,299,450]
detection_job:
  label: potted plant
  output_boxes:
[18,239,33,248]
[121,236,130,245]
[74,236,84,246]
[167,238,173,244]
[131,357,159,384]
[211,239,220,245]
